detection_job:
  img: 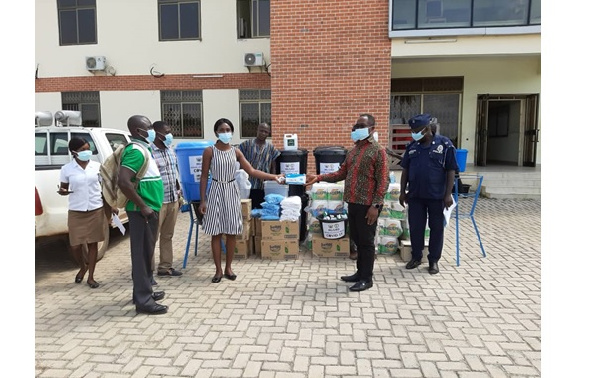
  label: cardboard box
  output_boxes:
[236,219,252,240]
[233,239,252,259]
[260,220,299,240]
[253,236,261,255]
[399,240,428,262]
[260,240,299,260]
[241,199,252,220]
[254,218,262,236]
[311,235,350,258]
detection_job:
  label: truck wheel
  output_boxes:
[82,223,110,263]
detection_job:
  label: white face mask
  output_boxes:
[74,150,93,161]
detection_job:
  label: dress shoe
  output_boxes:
[132,291,166,304]
[340,272,360,283]
[157,268,182,277]
[152,291,165,301]
[135,303,168,315]
[428,262,439,275]
[349,251,358,260]
[349,280,373,292]
[405,259,422,270]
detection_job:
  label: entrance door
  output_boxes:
[523,94,540,167]
[475,94,489,166]
[475,94,539,167]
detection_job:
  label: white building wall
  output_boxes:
[35,0,270,78]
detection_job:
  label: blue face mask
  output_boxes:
[138,128,156,143]
[411,127,427,142]
[157,131,174,146]
[75,150,93,161]
[218,132,233,144]
[351,127,370,142]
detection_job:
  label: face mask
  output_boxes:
[351,127,370,142]
[157,131,174,146]
[75,150,93,161]
[138,128,156,143]
[411,127,427,142]
[218,132,233,144]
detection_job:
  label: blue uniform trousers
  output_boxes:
[407,198,445,263]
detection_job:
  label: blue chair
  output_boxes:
[181,201,226,268]
[452,174,486,266]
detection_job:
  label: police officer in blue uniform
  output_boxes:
[399,114,458,274]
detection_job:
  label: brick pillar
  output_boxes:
[270,0,391,174]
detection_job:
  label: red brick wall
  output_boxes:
[270,0,391,173]
[35,73,271,92]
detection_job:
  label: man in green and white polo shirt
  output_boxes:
[118,115,167,315]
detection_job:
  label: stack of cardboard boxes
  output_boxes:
[257,219,300,260]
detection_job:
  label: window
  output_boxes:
[61,91,101,127]
[390,77,462,154]
[161,91,204,138]
[159,0,201,41]
[391,0,541,31]
[57,0,97,45]
[237,0,270,38]
[106,133,130,152]
[240,90,271,138]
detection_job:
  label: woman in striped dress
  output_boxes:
[200,118,284,283]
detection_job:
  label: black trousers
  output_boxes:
[407,198,445,263]
[249,188,265,209]
[127,210,159,307]
[347,203,378,282]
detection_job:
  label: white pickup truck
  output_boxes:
[35,111,131,259]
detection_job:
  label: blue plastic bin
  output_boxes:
[456,149,468,173]
[174,141,214,202]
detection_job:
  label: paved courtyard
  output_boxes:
[35,198,541,378]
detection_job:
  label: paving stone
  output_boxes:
[35,199,541,377]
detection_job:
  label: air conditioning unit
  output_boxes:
[244,52,264,67]
[86,56,106,71]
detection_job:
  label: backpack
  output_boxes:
[100,141,150,208]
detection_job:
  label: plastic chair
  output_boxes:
[452,174,486,266]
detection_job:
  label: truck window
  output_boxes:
[35,134,48,155]
[106,133,129,152]
[51,133,69,155]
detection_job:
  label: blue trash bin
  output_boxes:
[174,141,214,202]
[456,149,468,173]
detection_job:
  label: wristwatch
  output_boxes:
[372,203,381,209]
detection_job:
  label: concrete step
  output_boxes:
[463,170,541,200]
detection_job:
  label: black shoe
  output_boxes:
[135,303,168,315]
[428,262,439,275]
[151,277,158,286]
[349,280,373,292]
[405,259,422,270]
[224,273,237,281]
[132,291,166,304]
[87,280,100,289]
[152,291,165,301]
[211,275,222,283]
[157,268,182,277]
[340,272,360,283]
[349,251,358,261]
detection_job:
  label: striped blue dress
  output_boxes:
[202,146,243,236]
